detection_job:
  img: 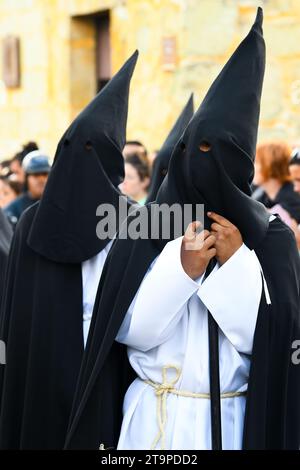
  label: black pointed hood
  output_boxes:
[146,94,194,203]
[27,51,138,263]
[157,8,269,249]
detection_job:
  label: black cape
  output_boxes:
[0,203,84,449]
[0,209,12,310]
[0,52,138,449]
[64,8,299,450]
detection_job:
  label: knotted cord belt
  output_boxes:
[144,365,247,450]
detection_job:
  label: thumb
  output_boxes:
[184,221,202,242]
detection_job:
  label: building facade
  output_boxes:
[0,0,300,158]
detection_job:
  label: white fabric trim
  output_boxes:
[197,244,262,354]
[81,240,113,347]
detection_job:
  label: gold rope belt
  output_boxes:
[144,365,247,450]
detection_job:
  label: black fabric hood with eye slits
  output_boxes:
[146,94,194,203]
[27,51,138,263]
[156,7,269,250]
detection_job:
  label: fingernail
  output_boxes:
[207,211,212,216]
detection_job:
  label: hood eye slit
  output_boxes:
[199,141,211,152]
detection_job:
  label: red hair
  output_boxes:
[256,141,291,183]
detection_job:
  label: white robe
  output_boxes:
[81,240,113,347]
[116,226,273,450]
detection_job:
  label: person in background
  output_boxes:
[9,153,25,184]
[288,149,300,249]
[0,177,23,208]
[253,141,300,225]
[123,140,148,159]
[9,141,39,184]
[120,153,150,205]
[0,160,12,178]
[289,148,300,194]
[4,150,51,227]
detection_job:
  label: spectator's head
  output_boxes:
[289,148,300,194]
[22,141,39,155]
[0,159,12,178]
[10,141,39,184]
[119,153,150,204]
[0,176,23,207]
[123,140,147,159]
[22,150,51,199]
[254,141,292,187]
[10,152,25,183]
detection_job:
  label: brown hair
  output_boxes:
[0,176,23,196]
[256,141,292,183]
[125,153,151,183]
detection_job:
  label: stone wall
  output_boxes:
[0,0,299,159]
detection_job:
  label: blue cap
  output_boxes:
[22,150,51,174]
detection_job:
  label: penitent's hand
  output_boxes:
[208,212,243,265]
[181,221,216,280]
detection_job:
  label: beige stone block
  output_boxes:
[67,0,114,17]
[264,18,300,57]
[0,108,21,140]
[22,34,50,70]
[15,70,49,107]
[182,0,237,57]
[260,60,283,121]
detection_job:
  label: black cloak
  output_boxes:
[0,209,12,310]
[146,94,194,203]
[0,51,138,449]
[64,9,300,450]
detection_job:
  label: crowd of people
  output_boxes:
[0,142,51,227]
[0,8,299,451]
[2,139,300,239]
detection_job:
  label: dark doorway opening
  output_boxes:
[96,12,111,92]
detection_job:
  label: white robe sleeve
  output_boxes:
[197,243,263,355]
[116,236,204,351]
[82,240,113,348]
